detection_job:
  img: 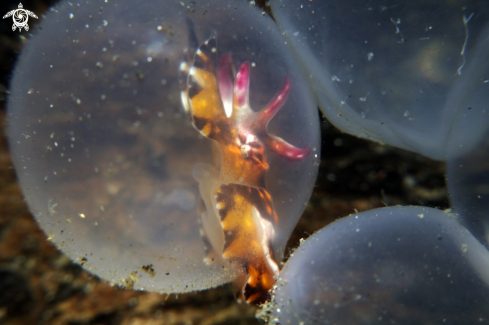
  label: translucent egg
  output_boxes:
[270,0,489,160]
[7,0,320,294]
[446,91,489,245]
[272,206,489,324]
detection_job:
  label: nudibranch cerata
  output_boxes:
[179,20,309,304]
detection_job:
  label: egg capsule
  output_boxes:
[446,80,489,246]
[271,206,489,324]
[270,0,489,161]
[7,0,320,296]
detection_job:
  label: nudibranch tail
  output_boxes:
[215,184,279,303]
[179,25,309,305]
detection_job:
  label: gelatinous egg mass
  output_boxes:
[271,0,489,161]
[272,206,489,324]
[7,0,320,293]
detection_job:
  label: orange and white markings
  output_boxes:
[179,20,309,305]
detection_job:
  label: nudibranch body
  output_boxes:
[180,25,310,303]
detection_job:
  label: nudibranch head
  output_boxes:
[7,0,320,298]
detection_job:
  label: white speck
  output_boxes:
[147,56,153,62]
[331,75,341,82]
[461,244,468,253]
[101,94,106,100]
[69,13,74,19]
[102,47,107,52]
[95,61,103,68]
[418,214,424,219]
[356,228,360,232]
[251,62,256,67]
[100,206,105,212]
[76,98,81,105]
[85,24,89,29]
[404,110,410,117]
[359,97,367,102]
[367,52,374,61]
[293,31,300,36]
[157,25,162,31]
[211,47,217,53]
[79,213,86,219]
[27,88,34,94]
[103,20,108,27]
[54,142,58,147]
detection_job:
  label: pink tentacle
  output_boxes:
[258,77,291,126]
[218,53,234,117]
[264,134,310,161]
[233,62,250,109]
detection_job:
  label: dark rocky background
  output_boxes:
[0,1,448,324]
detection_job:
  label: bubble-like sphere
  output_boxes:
[7,0,320,295]
[271,0,489,160]
[446,80,489,245]
[272,206,489,324]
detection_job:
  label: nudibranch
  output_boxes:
[179,23,309,304]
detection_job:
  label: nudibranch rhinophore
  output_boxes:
[179,23,309,304]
